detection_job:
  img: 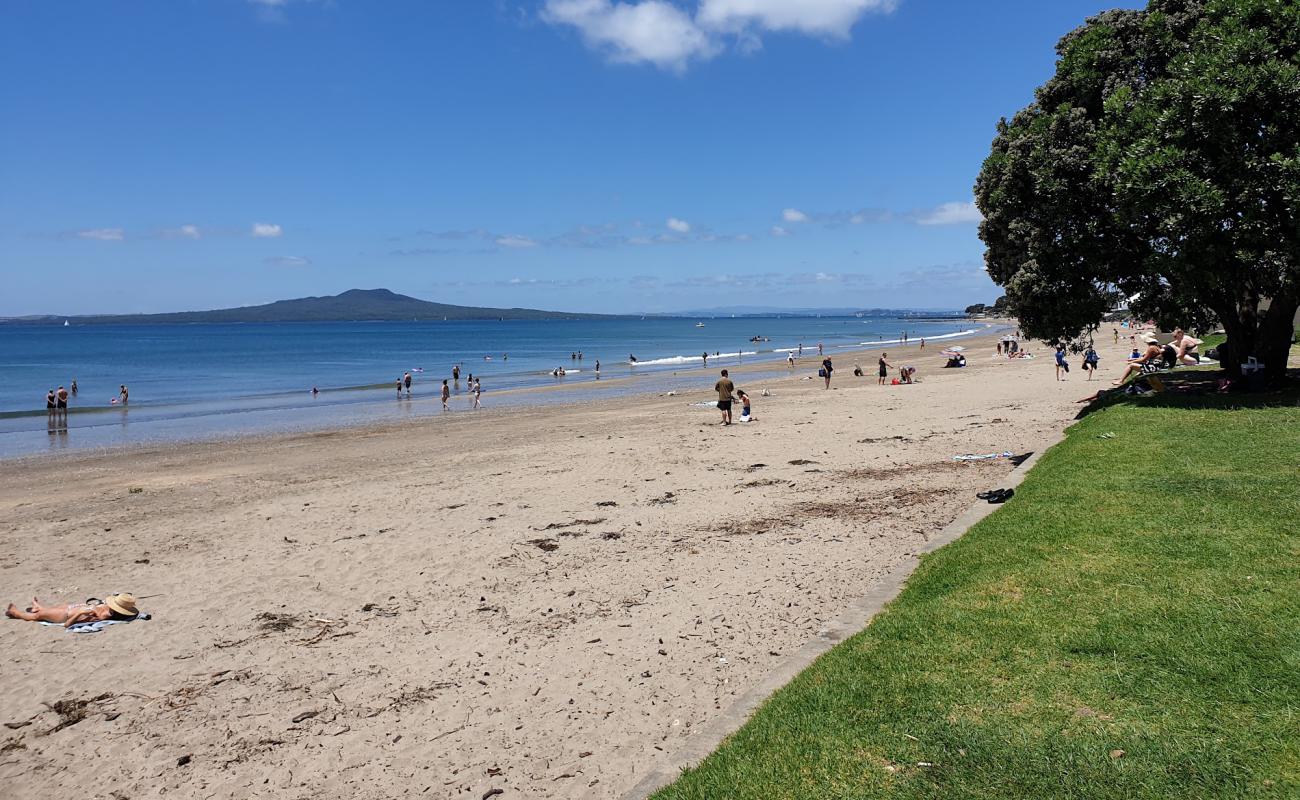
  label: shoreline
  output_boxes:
[0,325,1002,463]
[0,322,1101,800]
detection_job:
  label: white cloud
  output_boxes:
[915,201,983,226]
[542,0,718,72]
[543,0,894,71]
[781,207,808,223]
[77,228,124,241]
[697,0,895,38]
[666,217,691,233]
[251,222,283,238]
[265,255,311,267]
[496,234,539,248]
[770,225,790,237]
[162,224,201,240]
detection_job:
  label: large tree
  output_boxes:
[975,0,1299,380]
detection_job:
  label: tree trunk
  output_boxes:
[1258,295,1298,384]
[1218,294,1297,384]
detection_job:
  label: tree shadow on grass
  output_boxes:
[1074,368,1300,419]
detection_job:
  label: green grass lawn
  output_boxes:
[654,388,1300,800]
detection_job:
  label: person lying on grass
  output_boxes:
[5,593,138,627]
[1113,336,1164,386]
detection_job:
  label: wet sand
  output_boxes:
[0,329,1126,799]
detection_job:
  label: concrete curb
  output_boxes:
[623,436,1064,799]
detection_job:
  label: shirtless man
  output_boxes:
[441,379,450,411]
[403,372,412,396]
[119,384,129,405]
[6,593,138,627]
[1170,328,1203,365]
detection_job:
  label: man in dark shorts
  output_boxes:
[56,386,69,415]
[403,372,412,396]
[46,389,56,415]
[714,369,735,425]
[878,353,891,385]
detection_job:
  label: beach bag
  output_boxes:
[818,368,827,377]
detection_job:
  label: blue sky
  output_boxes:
[0,0,1138,315]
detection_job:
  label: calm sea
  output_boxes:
[0,316,981,457]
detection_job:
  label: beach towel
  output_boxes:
[39,612,151,634]
[952,451,1014,462]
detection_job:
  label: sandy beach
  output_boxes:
[0,329,1126,799]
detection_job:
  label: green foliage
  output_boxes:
[655,389,1300,799]
[975,0,1300,379]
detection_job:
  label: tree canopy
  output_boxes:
[975,0,1300,378]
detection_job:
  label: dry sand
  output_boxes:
[0,330,1129,798]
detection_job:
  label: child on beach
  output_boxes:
[472,378,482,409]
[1055,344,1070,380]
[6,593,138,628]
[441,379,450,411]
[737,389,754,421]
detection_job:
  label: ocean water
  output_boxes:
[0,316,980,457]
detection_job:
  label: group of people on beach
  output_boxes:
[713,369,754,425]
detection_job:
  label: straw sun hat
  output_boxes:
[105,593,138,617]
[1142,335,1160,344]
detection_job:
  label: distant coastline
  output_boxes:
[0,288,621,326]
[1,287,969,327]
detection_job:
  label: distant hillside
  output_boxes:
[2,289,621,325]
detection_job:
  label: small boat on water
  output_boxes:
[695,322,705,328]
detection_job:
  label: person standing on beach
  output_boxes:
[1054,344,1070,381]
[396,378,403,398]
[70,379,78,396]
[472,378,482,409]
[46,389,56,417]
[821,355,833,389]
[594,359,601,377]
[919,338,925,352]
[452,365,460,384]
[798,343,803,356]
[878,353,891,385]
[714,369,736,425]
[403,372,412,396]
[702,352,708,367]
[119,384,128,405]
[441,379,450,410]
[817,341,823,356]
[56,386,69,420]
[787,352,795,368]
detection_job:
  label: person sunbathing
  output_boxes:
[6,593,138,627]
[1113,336,1164,385]
[1170,328,1203,365]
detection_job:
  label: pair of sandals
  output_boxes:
[977,488,1014,504]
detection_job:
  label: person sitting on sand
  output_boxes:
[853,364,864,377]
[737,389,754,421]
[6,593,138,628]
[1113,336,1164,385]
